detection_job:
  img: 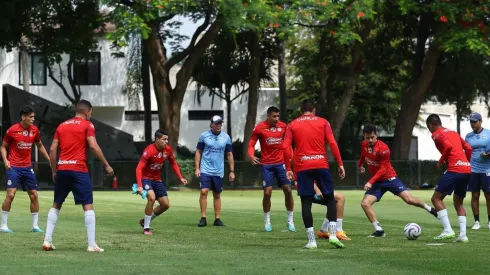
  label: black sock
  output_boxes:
[487,215,490,223]
[324,193,337,222]
[474,214,480,222]
[300,196,314,228]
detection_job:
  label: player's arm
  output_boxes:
[86,124,113,175]
[35,135,51,164]
[168,151,185,181]
[0,140,9,164]
[283,126,293,172]
[49,138,59,175]
[195,135,205,176]
[434,135,453,166]
[225,136,235,181]
[248,128,260,164]
[459,136,473,161]
[367,149,390,184]
[135,156,146,188]
[357,148,365,167]
[324,122,343,167]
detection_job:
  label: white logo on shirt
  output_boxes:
[22,130,28,136]
[266,137,282,145]
[144,184,150,190]
[7,180,11,186]
[455,160,471,166]
[300,155,325,161]
[365,157,379,166]
[150,163,163,170]
[17,142,33,150]
[157,152,162,158]
[58,160,78,165]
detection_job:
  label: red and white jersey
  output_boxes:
[431,127,472,174]
[136,143,183,188]
[54,117,95,172]
[248,120,288,165]
[357,140,398,184]
[3,123,40,167]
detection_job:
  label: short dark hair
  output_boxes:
[426,114,442,126]
[300,99,315,113]
[155,129,168,139]
[20,105,34,118]
[75,100,93,114]
[362,124,377,134]
[267,106,280,115]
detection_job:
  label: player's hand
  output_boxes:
[4,160,11,170]
[338,166,345,179]
[359,166,365,173]
[105,165,114,176]
[437,162,443,169]
[195,169,201,178]
[180,178,188,185]
[250,156,260,165]
[364,182,372,191]
[286,171,294,181]
[229,171,235,182]
[137,187,143,195]
[315,192,323,199]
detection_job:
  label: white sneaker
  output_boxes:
[87,245,104,252]
[471,221,480,230]
[42,241,56,251]
[455,235,469,243]
[303,242,317,249]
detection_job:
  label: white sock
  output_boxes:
[151,213,158,221]
[337,219,343,232]
[372,221,383,231]
[264,212,271,224]
[84,210,96,247]
[328,221,337,236]
[32,212,39,229]
[287,211,294,223]
[1,210,8,228]
[44,208,59,242]
[320,218,329,232]
[144,215,151,229]
[437,209,453,232]
[458,216,467,236]
[424,204,432,212]
[306,227,316,243]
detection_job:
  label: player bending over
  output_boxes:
[248,106,295,232]
[136,130,188,235]
[427,114,472,242]
[358,124,437,237]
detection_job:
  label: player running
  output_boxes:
[465,112,490,230]
[248,106,295,232]
[426,114,472,242]
[283,99,345,249]
[42,100,114,252]
[136,129,188,235]
[195,115,235,227]
[358,124,437,237]
[1,106,50,233]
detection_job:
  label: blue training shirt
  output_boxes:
[465,128,490,173]
[196,130,232,177]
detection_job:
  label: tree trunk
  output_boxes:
[21,48,29,92]
[141,38,152,142]
[326,62,336,121]
[316,31,328,117]
[242,31,261,158]
[456,99,462,134]
[278,38,287,122]
[391,44,441,160]
[226,98,232,141]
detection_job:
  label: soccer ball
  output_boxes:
[404,223,422,240]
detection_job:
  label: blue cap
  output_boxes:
[211,115,223,124]
[469,112,482,122]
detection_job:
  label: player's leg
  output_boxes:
[43,171,70,251]
[431,172,457,240]
[453,174,470,242]
[333,192,350,240]
[151,183,170,218]
[211,176,225,226]
[23,168,43,232]
[484,192,490,230]
[1,168,21,232]
[261,165,274,231]
[360,182,386,237]
[297,170,317,248]
[198,173,212,227]
[315,169,343,248]
[468,173,482,229]
[143,190,156,235]
[276,164,295,231]
[393,178,438,218]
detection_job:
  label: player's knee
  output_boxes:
[5,192,15,202]
[29,192,38,201]
[360,200,370,209]
[148,197,156,204]
[335,193,345,203]
[472,192,480,200]
[213,192,221,199]
[200,189,209,197]
[263,190,272,198]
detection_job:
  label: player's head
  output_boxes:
[469,112,483,132]
[20,105,35,126]
[300,99,316,115]
[426,114,442,133]
[362,124,378,147]
[154,129,169,149]
[210,115,223,133]
[266,106,280,126]
[75,100,93,120]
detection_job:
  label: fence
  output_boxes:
[0,160,443,191]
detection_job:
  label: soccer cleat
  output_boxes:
[433,231,456,240]
[328,236,345,248]
[197,218,207,227]
[143,228,152,235]
[471,221,480,230]
[265,223,272,232]
[336,231,351,241]
[287,222,296,232]
[87,245,104,252]
[455,235,469,243]
[131,184,147,199]
[368,230,386,237]
[303,242,317,249]
[0,227,13,233]
[42,241,56,251]
[213,219,225,226]
[317,230,329,239]
[429,207,438,219]
[32,227,44,233]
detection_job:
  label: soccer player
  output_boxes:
[195,115,235,227]
[1,106,50,233]
[465,112,490,230]
[283,99,345,249]
[314,186,351,241]
[136,129,188,235]
[42,100,114,252]
[358,124,438,237]
[426,114,472,242]
[248,106,295,232]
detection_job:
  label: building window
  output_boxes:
[124,111,159,121]
[188,110,224,121]
[18,52,47,86]
[73,53,101,85]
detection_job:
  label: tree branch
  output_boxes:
[293,22,329,28]
[47,64,76,104]
[66,59,81,103]
[231,87,249,102]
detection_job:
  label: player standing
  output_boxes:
[426,114,472,242]
[42,100,114,252]
[358,124,437,237]
[465,112,490,230]
[136,129,188,235]
[1,106,50,233]
[283,99,345,249]
[248,106,295,232]
[195,115,235,227]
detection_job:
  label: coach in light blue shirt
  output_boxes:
[195,115,235,228]
[465,112,490,230]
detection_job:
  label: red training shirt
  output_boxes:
[3,123,40,167]
[248,120,288,165]
[136,143,183,188]
[357,140,398,184]
[431,127,472,174]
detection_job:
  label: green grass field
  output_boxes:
[0,190,488,275]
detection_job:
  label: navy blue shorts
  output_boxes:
[54,170,93,205]
[142,179,168,198]
[468,173,490,193]
[261,164,290,188]
[200,173,224,193]
[296,169,333,197]
[5,166,37,191]
[436,171,470,198]
[365,178,407,202]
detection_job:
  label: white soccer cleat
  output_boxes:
[42,241,56,251]
[455,235,469,243]
[303,242,317,249]
[471,221,480,230]
[87,245,104,252]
